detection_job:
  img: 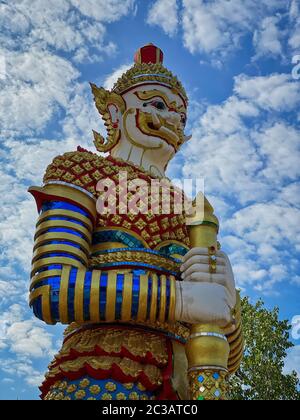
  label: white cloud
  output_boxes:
[253,16,283,58]
[6,320,54,358]
[181,93,265,204]
[182,0,225,54]
[292,276,300,286]
[180,74,300,207]
[289,0,299,19]
[103,64,132,90]
[0,48,79,135]
[227,203,300,250]
[221,200,300,293]
[26,373,45,388]
[144,0,299,65]
[278,183,300,208]
[289,0,300,51]
[255,123,300,183]
[0,0,131,58]
[181,0,287,59]
[0,0,137,138]
[289,26,300,51]
[0,305,56,358]
[147,0,179,37]
[199,96,259,135]
[234,73,300,112]
[284,345,300,379]
[0,358,45,388]
[69,0,135,22]
[1,378,14,384]
[0,278,25,307]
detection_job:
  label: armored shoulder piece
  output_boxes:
[43,148,111,197]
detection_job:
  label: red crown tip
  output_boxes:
[134,44,164,65]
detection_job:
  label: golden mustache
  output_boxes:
[137,110,184,151]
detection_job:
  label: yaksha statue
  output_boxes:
[28,44,243,400]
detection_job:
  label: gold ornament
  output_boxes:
[129,391,139,400]
[75,390,86,400]
[189,370,228,400]
[89,385,101,395]
[123,383,134,390]
[58,381,67,390]
[105,382,117,392]
[46,356,163,386]
[112,63,188,104]
[66,384,77,393]
[101,393,113,400]
[116,392,126,400]
[90,250,180,274]
[79,378,90,388]
[137,382,146,391]
[90,83,126,152]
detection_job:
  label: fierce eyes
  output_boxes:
[143,100,166,111]
[152,101,166,110]
[142,100,187,124]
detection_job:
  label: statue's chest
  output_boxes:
[92,158,190,250]
[95,178,190,250]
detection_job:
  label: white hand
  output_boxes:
[180,247,236,308]
[175,281,232,326]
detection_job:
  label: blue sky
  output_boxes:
[0,0,299,400]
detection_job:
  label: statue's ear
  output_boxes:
[90,83,125,153]
[107,103,121,127]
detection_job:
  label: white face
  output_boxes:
[120,84,188,154]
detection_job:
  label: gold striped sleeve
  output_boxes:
[121,273,133,322]
[34,220,91,242]
[59,265,71,324]
[32,244,89,265]
[33,232,90,255]
[90,270,101,322]
[30,269,62,291]
[31,257,84,277]
[158,275,167,323]
[168,276,176,323]
[29,285,54,325]
[36,209,93,231]
[74,269,86,323]
[105,271,117,322]
[137,274,148,322]
[28,184,97,222]
[149,273,158,323]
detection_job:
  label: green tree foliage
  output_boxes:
[229,297,300,400]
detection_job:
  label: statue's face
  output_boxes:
[120,84,188,154]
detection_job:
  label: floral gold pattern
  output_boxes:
[89,385,101,395]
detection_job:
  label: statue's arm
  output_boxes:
[28,182,177,325]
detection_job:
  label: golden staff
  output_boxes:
[185,194,230,400]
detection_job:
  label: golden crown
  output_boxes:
[112,44,188,104]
